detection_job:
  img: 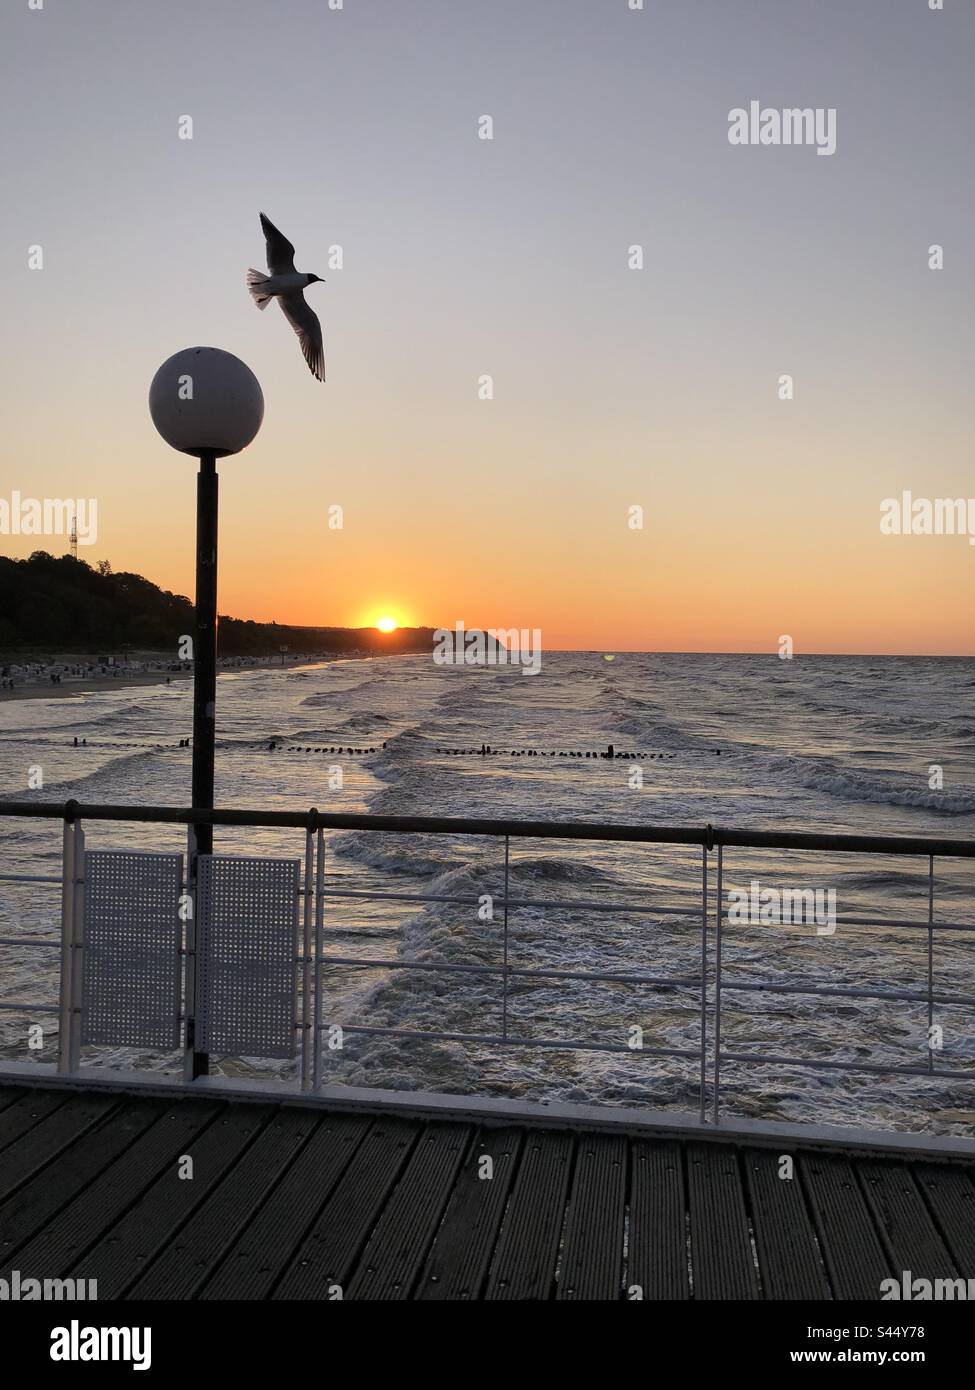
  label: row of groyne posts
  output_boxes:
[436,743,723,759]
[60,738,725,759]
[264,742,723,759]
[436,750,723,761]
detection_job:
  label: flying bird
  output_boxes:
[247,213,325,381]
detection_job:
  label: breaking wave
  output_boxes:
[767,756,975,816]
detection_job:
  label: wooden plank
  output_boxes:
[273,1117,420,1300]
[199,1113,370,1300]
[743,1148,830,1300]
[801,1152,892,1299]
[858,1158,959,1282]
[686,1143,759,1300]
[628,1139,688,1300]
[0,1087,26,1115]
[484,1130,574,1300]
[556,1133,626,1300]
[0,1092,119,1202]
[0,1098,166,1263]
[5,1099,220,1279]
[346,1121,473,1300]
[417,1127,522,1301]
[0,1087,66,1153]
[69,1105,273,1299]
[911,1163,975,1274]
[126,1106,321,1300]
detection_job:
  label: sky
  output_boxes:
[0,0,972,654]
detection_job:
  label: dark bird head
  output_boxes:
[306,273,325,286]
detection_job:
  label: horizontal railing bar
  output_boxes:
[713,827,975,858]
[322,889,974,932]
[717,977,975,1007]
[308,955,975,1010]
[334,1023,701,1059]
[0,874,61,885]
[0,1002,59,1013]
[318,887,700,917]
[719,911,975,933]
[2,799,974,857]
[719,1049,975,1080]
[318,954,700,990]
[10,949,968,1008]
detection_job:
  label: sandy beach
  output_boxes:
[0,652,362,703]
[0,670,191,702]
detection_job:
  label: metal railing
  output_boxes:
[0,798,973,1128]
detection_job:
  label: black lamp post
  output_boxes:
[149,347,264,1078]
[192,452,219,864]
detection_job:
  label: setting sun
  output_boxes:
[376,616,398,633]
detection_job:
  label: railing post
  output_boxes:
[182,824,203,1083]
[299,813,316,1091]
[699,841,709,1122]
[57,806,76,1074]
[502,835,510,1041]
[312,826,325,1091]
[927,855,935,1075]
[69,818,85,1070]
[712,842,723,1126]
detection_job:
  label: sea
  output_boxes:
[1,651,973,1135]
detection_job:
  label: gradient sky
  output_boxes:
[1,0,972,653]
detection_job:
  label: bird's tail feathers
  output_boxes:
[246,268,274,309]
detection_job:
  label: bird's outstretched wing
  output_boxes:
[278,291,325,382]
[260,212,296,275]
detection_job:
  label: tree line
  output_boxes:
[0,553,434,657]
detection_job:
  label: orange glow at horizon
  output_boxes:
[3,294,972,659]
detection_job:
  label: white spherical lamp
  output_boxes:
[149,346,264,458]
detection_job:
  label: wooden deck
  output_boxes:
[1,1083,973,1300]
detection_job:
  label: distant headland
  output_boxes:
[0,552,436,660]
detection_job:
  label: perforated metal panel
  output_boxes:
[196,855,300,1058]
[81,849,183,1048]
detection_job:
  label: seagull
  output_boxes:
[247,213,326,381]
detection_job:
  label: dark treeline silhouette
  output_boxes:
[0,553,435,657]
